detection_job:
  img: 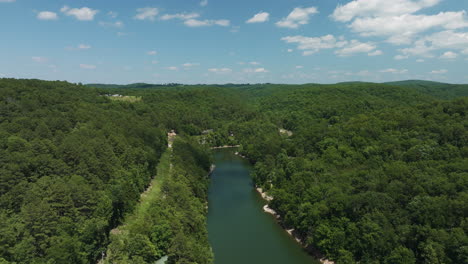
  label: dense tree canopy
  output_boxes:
[1,78,467,263]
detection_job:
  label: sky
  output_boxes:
[0,0,467,84]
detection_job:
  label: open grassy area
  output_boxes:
[109,95,142,103]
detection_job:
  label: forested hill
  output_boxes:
[1,78,467,264]
[384,80,468,100]
[0,79,168,263]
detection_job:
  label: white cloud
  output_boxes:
[167,66,178,71]
[296,65,304,69]
[368,50,383,56]
[281,34,347,55]
[335,39,377,56]
[99,21,124,28]
[183,63,200,67]
[417,59,425,62]
[430,69,447,74]
[400,30,468,57]
[108,11,118,18]
[147,51,157,55]
[135,7,158,21]
[66,44,91,51]
[356,70,371,76]
[80,64,96,69]
[200,0,208,7]
[440,51,458,59]
[0,0,15,3]
[249,61,261,65]
[244,68,269,73]
[37,11,58,20]
[276,7,318,29]
[380,68,408,74]
[208,68,232,73]
[78,44,91,50]
[394,54,409,60]
[287,49,294,52]
[331,0,468,44]
[61,6,98,21]
[184,19,230,27]
[349,12,468,44]
[32,56,48,63]
[331,0,441,22]
[160,13,200,21]
[246,12,270,23]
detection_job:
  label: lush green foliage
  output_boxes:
[0,79,166,263]
[1,78,467,264]
[105,139,213,264]
[239,86,468,263]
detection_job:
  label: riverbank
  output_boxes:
[256,188,335,264]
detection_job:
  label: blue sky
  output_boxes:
[1,0,467,84]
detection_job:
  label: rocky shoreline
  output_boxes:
[256,188,335,264]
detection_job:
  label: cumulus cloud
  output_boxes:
[335,40,377,56]
[282,34,347,55]
[331,0,441,22]
[349,11,468,44]
[276,7,318,29]
[108,11,118,18]
[244,68,269,73]
[183,63,200,67]
[80,64,96,69]
[184,19,230,27]
[246,12,270,23]
[331,0,468,44]
[282,34,378,57]
[200,0,208,7]
[78,44,91,50]
[135,7,158,21]
[37,11,58,20]
[167,66,178,71]
[32,57,48,63]
[368,50,383,56]
[61,6,98,21]
[160,13,200,21]
[67,44,91,51]
[440,51,458,59]
[380,68,408,74]
[400,30,468,57]
[208,68,232,73]
[99,21,124,28]
[394,54,409,60]
[430,69,447,74]
[147,51,157,55]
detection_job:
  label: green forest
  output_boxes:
[0,78,467,264]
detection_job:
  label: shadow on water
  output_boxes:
[207,149,320,264]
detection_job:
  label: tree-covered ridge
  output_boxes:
[105,138,213,264]
[247,97,468,263]
[0,79,166,263]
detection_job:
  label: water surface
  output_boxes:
[207,150,320,264]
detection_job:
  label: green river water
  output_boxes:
[207,150,320,264]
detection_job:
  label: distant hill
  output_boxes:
[384,80,468,99]
[86,83,182,89]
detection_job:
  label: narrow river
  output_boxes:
[207,150,320,264]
